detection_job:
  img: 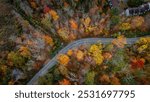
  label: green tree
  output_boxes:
[111,16,120,26]
[127,0,144,7]
[110,8,119,16]
[38,74,53,85]
[85,71,96,85]
[7,51,26,68]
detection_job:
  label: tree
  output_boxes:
[110,8,119,16]
[58,54,70,65]
[7,51,26,68]
[43,35,54,46]
[89,44,104,65]
[59,79,71,85]
[111,16,120,26]
[127,0,144,7]
[119,23,131,31]
[49,9,59,21]
[69,19,78,30]
[85,71,96,85]
[19,46,31,58]
[131,16,144,29]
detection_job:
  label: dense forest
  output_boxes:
[0,0,150,85]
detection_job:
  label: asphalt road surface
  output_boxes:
[27,37,139,85]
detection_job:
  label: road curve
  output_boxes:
[27,37,139,85]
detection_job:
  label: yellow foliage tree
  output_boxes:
[89,44,103,65]
[136,37,150,53]
[119,23,131,30]
[137,37,150,45]
[57,28,69,41]
[89,44,102,53]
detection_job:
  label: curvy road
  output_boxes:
[27,37,139,85]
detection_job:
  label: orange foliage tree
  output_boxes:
[58,54,70,66]
[43,35,54,46]
[19,46,31,58]
[59,79,71,85]
[69,19,78,30]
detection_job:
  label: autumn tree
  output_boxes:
[131,16,144,29]
[43,35,54,46]
[58,54,70,65]
[19,46,31,59]
[7,51,26,68]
